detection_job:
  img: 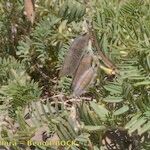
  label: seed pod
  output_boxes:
[72,54,92,90]
[73,67,96,97]
[24,0,35,24]
[59,33,90,77]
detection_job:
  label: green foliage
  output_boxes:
[57,76,72,94]
[0,0,28,57]
[0,70,41,118]
[0,57,41,118]
[58,0,86,23]
[0,57,24,85]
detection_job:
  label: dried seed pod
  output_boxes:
[72,54,92,90]
[73,66,96,97]
[24,0,35,24]
[59,33,90,77]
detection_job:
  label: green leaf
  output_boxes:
[83,125,106,132]
[113,105,129,115]
[104,84,122,94]
[138,121,150,135]
[90,101,109,120]
[75,133,90,143]
[103,96,123,103]
[134,80,150,86]
[125,113,141,129]
[128,117,147,134]
[147,54,150,69]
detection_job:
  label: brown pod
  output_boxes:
[24,0,35,24]
[71,54,92,90]
[59,33,90,77]
[73,67,96,97]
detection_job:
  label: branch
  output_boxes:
[34,64,56,83]
[88,22,117,70]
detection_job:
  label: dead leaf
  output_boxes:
[72,54,92,90]
[60,33,90,77]
[73,67,96,96]
[24,0,35,24]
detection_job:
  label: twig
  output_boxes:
[87,21,117,70]
[34,64,49,79]
[34,64,56,83]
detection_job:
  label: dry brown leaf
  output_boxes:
[73,67,96,96]
[59,33,90,77]
[72,54,92,90]
[24,0,35,24]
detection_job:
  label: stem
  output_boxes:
[88,22,117,70]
